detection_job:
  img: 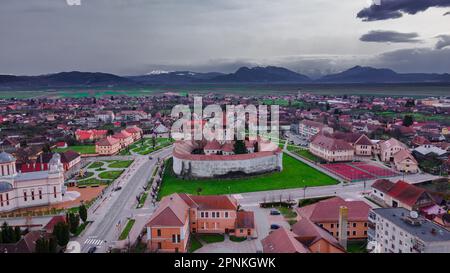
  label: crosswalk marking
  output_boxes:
[84,238,104,246]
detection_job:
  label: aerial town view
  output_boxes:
[1,0,450,270]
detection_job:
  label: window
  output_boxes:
[205,212,209,218]
[364,222,368,227]
[352,231,356,236]
[177,234,181,243]
[225,212,229,218]
[53,186,57,198]
[39,190,42,200]
[353,223,357,228]
[0,194,3,207]
[200,212,204,218]
[24,192,27,202]
[31,191,35,201]
[157,229,161,237]
[5,194,8,205]
[331,224,334,228]
[172,234,176,243]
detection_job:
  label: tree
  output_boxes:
[152,136,156,148]
[233,140,246,154]
[14,226,21,241]
[53,222,70,246]
[402,115,414,127]
[35,237,57,253]
[68,213,80,235]
[253,141,259,153]
[79,204,88,223]
[196,187,203,196]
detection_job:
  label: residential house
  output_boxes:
[296,197,370,240]
[145,193,255,253]
[298,120,333,140]
[370,180,436,211]
[393,150,419,173]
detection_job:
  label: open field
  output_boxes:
[159,154,338,198]
[2,83,450,99]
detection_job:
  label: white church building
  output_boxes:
[0,152,66,213]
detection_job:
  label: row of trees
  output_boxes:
[0,222,22,244]
[35,204,88,253]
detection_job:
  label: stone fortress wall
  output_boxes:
[172,140,283,179]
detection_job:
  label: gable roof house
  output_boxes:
[371,180,437,211]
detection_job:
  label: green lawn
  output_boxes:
[287,146,321,162]
[76,178,109,187]
[159,154,338,198]
[276,206,297,219]
[88,162,104,169]
[108,160,133,168]
[137,192,148,208]
[98,170,124,180]
[54,145,95,154]
[198,234,225,244]
[119,219,136,240]
[75,172,94,180]
[189,236,203,253]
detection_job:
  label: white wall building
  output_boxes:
[0,152,65,213]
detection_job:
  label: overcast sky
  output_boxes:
[1,0,450,77]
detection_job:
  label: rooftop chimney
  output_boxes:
[338,206,348,251]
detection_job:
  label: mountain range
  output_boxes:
[1,66,450,89]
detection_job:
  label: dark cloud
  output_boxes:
[357,0,450,21]
[435,35,450,49]
[360,30,421,43]
[372,47,450,73]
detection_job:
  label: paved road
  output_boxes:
[75,146,172,253]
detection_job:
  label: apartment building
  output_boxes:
[368,207,450,253]
[298,120,334,140]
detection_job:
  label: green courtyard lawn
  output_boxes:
[76,178,110,187]
[54,145,95,154]
[198,234,225,244]
[158,154,338,198]
[75,172,94,180]
[98,170,124,180]
[189,236,203,253]
[108,160,133,168]
[88,161,104,169]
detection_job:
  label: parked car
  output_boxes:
[270,210,281,215]
[114,186,122,191]
[88,246,97,253]
[270,224,281,230]
[148,156,153,160]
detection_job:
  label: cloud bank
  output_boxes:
[357,0,450,21]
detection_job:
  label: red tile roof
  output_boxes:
[296,197,370,223]
[372,179,395,193]
[189,195,238,210]
[291,218,344,252]
[262,228,310,253]
[310,134,354,151]
[96,136,120,146]
[236,211,255,229]
[385,180,430,207]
